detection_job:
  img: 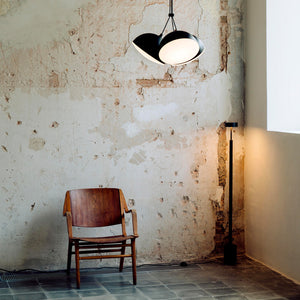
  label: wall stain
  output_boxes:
[49,71,59,88]
[170,208,177,218]
[128,199,135,208]
[1,145,8,152]
[182,196,190,205]
[190,163,199,183]
[129,150,146,165]
[29,137,46,151]
[51,121,59,128]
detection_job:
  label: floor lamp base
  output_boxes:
[224,243,237,265]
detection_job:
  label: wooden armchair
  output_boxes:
[63,188,138,288]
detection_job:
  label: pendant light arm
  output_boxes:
[171,17,177,31]
[160,16,171,35]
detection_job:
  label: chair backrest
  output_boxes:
[64,188,123,227]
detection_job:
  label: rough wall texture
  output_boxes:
[0,0,245,270]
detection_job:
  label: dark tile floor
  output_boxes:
[0,256,299,299]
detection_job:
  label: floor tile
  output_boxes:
[183,297,214,300]
[166,283,199,291]
[8,279,39,287]
[44,290,79,299]
[214,296,248,300]
[205,287,238,296]
[94,274,126,283]
[76,288,108,297]
[0,296,13,300]
[138,285,177,299]
[243,290,285,299]
[81,296,116,300]
[0,282,9,289]
[13,293,47,300]
[114,296,148,300]
[176,288,209,298]
[0,289,11,296]
[197,281,229,289]
[11,286,44,294]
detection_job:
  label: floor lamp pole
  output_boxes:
[224,122,238,265]
[229,130,233,244]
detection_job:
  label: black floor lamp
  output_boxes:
[224,121,238,265]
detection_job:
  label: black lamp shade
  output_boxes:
[158,31,205,65]
[132,33,164,65]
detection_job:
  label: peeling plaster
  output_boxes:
[220,0,230,72]
[0,0,10,16]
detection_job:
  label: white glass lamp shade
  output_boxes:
[159,31,204,65]
[132,33,164,65]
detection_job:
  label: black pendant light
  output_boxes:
[132,33,164,65]
[133,0,204,66]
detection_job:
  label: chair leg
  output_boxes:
[67,240,72,274]
[131,239,137,285]
[119,241,126,272]
[75,241,80,289]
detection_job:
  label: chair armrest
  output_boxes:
[65,211,73,238]
[126,209,138,237]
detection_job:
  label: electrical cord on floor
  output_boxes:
[0,255,235,282]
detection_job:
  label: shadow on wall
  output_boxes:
[20,205,68,271]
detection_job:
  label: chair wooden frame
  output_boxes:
[63,188,138,288]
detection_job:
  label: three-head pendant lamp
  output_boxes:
[133,0,204,66]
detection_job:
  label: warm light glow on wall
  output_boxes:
[267,0,300,134]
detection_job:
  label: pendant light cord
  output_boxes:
[160,0,177,35]
[169,0,173,16]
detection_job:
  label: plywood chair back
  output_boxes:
[67,188,122,227]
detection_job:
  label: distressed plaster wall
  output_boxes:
[0,0,245,270]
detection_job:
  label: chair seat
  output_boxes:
[72,235,137,244]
